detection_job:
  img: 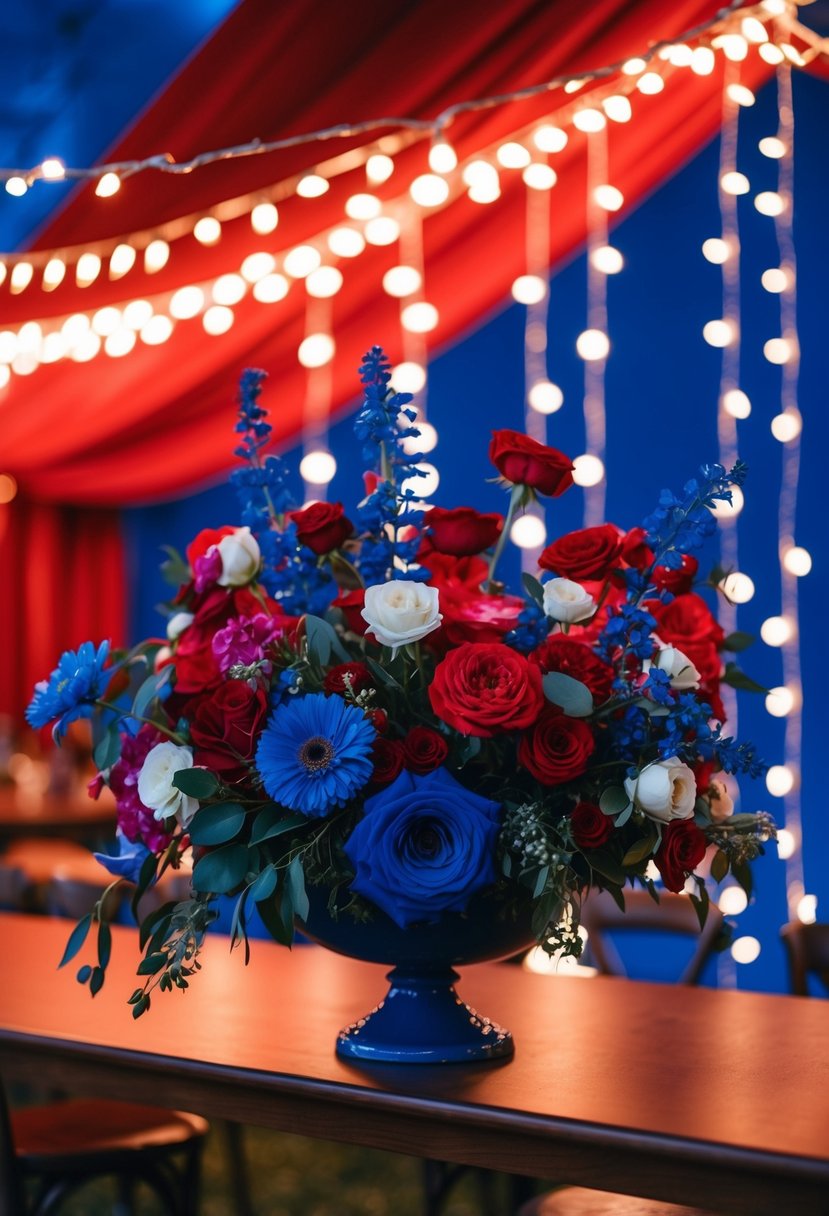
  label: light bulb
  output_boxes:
[428,142,457,173]
[766,765,795,797]
[410,174,450,206]
[104,328,136,358]
[702,237,731,264]
[742,16,769,42]
[92,307,122,336]
[5,176,28,197]
[722,389,751,419]
[41,332,68,363]
[636,72,665,95]
[144,240,170,273]
[782,546,811,577]
[202,305,234,335]
[305,266,343,298]
[296,174,329,198]
[109,243,136,278]
[400,462,439,498]
[401,301,439,333]
[523,163,557,190]
[251,202,278,234]
[602,95,632,123]
[731,936,761,964]
[95,172,121,197]
[300,451,337,484]
[141,315,174,345]
[761,267,789,293]
[382,266,422,298]
[593,184,624,211]
[621,57,647,75]
[528,380,564,414]
[345,193,381,220]
[462,160,499,189]
[61,314,91,343]
[719,887,748,916]
[42,257,66,289]
[392,362,427,393]
[252,274,289,304]
[755,191,786,217]
[122,299,153,330]
[0,472,17,501]
[366,154,394,184]
[532,125,568,153]
[765,686,796,718]
[770,410,802,442]
[70,331,102,362]
[721,171,750,196]
[719,571,754,603]
[0,366,9,388]
[797,894,818,925]
[240,252,276,283]
[510,514,547,549]
[17,322,42,354]
[0,332,16,362]
[169,286,205,319]
[776,828,797,859]
[193,217,221,245]
[364,216,400,245]
[590,245,624,274]
[298,333,335,368]
[759,136,787,159]
[564,79,585,94]
[9,263,33,293]
[703,319,735,348]
[572,109,606,133]
[761,615,794,647]
[712,33,748,61]
[75,253,102,286]
[467,183,501,205]
[780,44,806,67]
[11,353,39,376]
[691,46,716,75]
[212,274,246,306]
[401,422,438,455]
[576,329,609,361]
[761,0,786,13]
[572,454,606,487]
[327,227,365,258]
[759,42,785,64]
[496,141,532,167]
[764,337,794,365]
[511,275,547,305]
[283,245,321,278]
[710,485,744,518]
[726,83,756,107]
[41,157,65,180]
[666,43,693,66]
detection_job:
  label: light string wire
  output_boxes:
[521,168,553,571]
[582,124,609,527]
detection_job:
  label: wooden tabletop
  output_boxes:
[0,786,116,839]
[1,913,827,1215]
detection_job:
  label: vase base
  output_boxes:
[335,968,514,1064]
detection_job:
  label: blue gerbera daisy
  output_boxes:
[26,640,111,740]
[255,692,375,817]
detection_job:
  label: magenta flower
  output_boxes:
[212,613,283,677]
[109,725,177,852]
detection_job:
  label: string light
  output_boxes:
[428,141,457,173]
[252,273,289,303]
[572,455,606,487]
[770,409,802,442]
[298,333,335,368]
[410,174,450,206]
[5,177,28,197]
[763,336,794,364]
[305,266,343,298]
[590,246,624,274]
[731,936,761,964]
[523,164,557,190]
[720,171,750,195]
[250,202,278,234]
[327,227,365,257]
[636,73,665,95]
[719,886,748,916]
[782,546,812,577]
[364,216,400,245]
[9,263,33,293]
[345,193,381,220]
[391,362,427,393]
[75,253,102,286]
[765,686,797,718]
[576,329,609,361]
[42,257,66,290]
[299,451,337,484]
[741,16,768,42]
[496,141,532,167]
[726,83,756,107]
[511,275,547,305]
[140,315,174,345]
[202,305,234,335]
[240,252,276,283]
[400,301,439,333]
[109,243,136,278]
[168,286,204,318]
[193,217,222,245]
[532,125,568,153]
[366,154,394,184]
[95,172,121,198]
[40,158,65,180]
[761,267,790,293]
[212,273,246,305]
[510,514,547,549]
[702,237,732,264]
[712,33,748,61]
[722,388,751,418]
[382,265,422,298]
[296,174,329,198]
[703,319,736,347]
[144,240,170,273]
[91,307,121,336]
[709,484,744,518]
[796,894,817,925]
[572,109,606,133]
[602,96,632,123]
[690,46,716,75]
[283,245,321,278]
[761,615,794,647]
[528,380,564,414]
[593,185,624,211]
[759,42,785,65]
[759,136,787,159]
[621,57,647,75]
[766,765,796,798]
[104,328,136,358]
[719,571,754,604]
[122,299,153,329]
[755,190,786,216]
[776,828,797,859]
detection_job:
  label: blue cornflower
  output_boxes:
[255,693,375,817]
[26,640,111,739]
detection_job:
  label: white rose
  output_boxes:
[361,581,442,653]
[654,645,700,690]
[542,578,596,624]
[154,645,173,672]
[217,526,261,587]
[137,742,200,829]
[624,756,697,823]
[709,779,735,824]
[166,611,195,640]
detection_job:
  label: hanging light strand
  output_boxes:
[519,169,553,567]
[581,124,609,526]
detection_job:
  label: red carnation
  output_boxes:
[323,662,373,697]
[530,635,615,704]
[489,429,574,498]
[570,802,613,850]
[426,507,503,557]
[655,820,708,893]
[289,502,353,555]
[518,708,595,785]
[371,738,406,786]
[403,727,449,774]
[539,524,624,581]
[189,680,269,783]
[429,643,544,737]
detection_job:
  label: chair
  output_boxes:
[0,864,31,911]
[0,1081,208,1216]
[780,921,829,996]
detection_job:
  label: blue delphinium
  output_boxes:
[254,693,375,817]
[505,601,551,652]
[26,640,111,740]
[642,460,747,569]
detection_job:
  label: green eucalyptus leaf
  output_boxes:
[711,850,729,883]
[305,615,350,665]
[188,802,246,846]
[622,836,657,867]
[97,922,112,970]
[287,856,309,923]
[248,867,278,903]
[192,843,249,895]
[89,966,105,996]
[250,806,308,845]
[615,803,634,829]
[722,631,756,653]
[588,854,627,886]
[160,545,190,588]
[59,914,92,969]
[599,786,631,816]
[721,663,769,695]
[137,951,168,976]
[132,666,173,723]
[93,727,121,773]
[365,657,401,689]
[172,768,219,799]
[76,964,92,985]
[542,672,594,718]
[521,572,545,607]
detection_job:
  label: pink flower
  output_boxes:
[109,725,177,852]
[193,547,222,593]
[212,613,284,677]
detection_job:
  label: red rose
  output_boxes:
[189,680,269,783]
[426,507,503,557]
[539,524,624,581]
[570,802,613,849]
[371,738,406,786]
[655,820,708,893]
[289,501,353,555]
[652,554,699,596]
[332,589,367,635]
[530,636,615,704]
[402,727,449,774]
[368,708,388,734]
[518,708,595,785]
[429,643,544,737]
[651,593,723,687]
[173,587,291,696]
[620,527,654,571]
[489,429,574,498]
[323,662,373,697]
[186,526,235,569]
[439,589,524,648]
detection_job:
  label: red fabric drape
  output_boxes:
[0,0,772,719]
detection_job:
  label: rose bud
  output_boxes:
[624,757,697,824]
[289,502,354,556]
[426,507,503,557]
[542,578,596,624]
[489,429,574,498]
[539,524,624,581]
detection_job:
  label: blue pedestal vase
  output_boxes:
[298,886,537,1064]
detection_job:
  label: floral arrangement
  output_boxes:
[28,347,774,1014]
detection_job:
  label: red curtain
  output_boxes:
[0,0,772,718]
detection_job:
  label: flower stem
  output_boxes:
[94,701,186,746]
[486,484,524,593]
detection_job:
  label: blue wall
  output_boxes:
[126,72,828,993]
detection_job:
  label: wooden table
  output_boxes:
[0,786,116,843]
[1,914,827,1215]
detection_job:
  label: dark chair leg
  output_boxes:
[180,1139,204,1216]
[422,1159,471,1216]
[114,1173,135,1216]
[221,1120,256,1216]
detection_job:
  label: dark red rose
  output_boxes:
[655,820,708,893]
[693,760,716,793]
[289,501,353,555]
[332,589,367,635]
[489,429,574,498]
[530,635,615,704]
[651,593,723,688]
[426,507,503,557]
[429,643,544,737]
[371,737,406,786]
[186,526,235,569]
[421,551,488,589]
[570,802,613,849]
[518,708,595,785]
[172,586,292,696]
[368,708,388,734]
[539,524,624,581]
[323,662,373,697]
[652,554,699,596]
[403,727,449,774]
[189,680,268,783]
[619,527,654,571]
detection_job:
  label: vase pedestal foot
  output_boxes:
[335,967,514,1064]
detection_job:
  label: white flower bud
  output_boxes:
[624,756,697,823]
[542,578,596,624]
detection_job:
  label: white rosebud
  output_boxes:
[624,756,697,824]
[217,526,261,587]
[542,578,596,624]
[154,645,173,672]
[166,611,195,640]
[654,645,701,690]
[137,742,200,829]
[708,779,734,823]
[361,581,442,654]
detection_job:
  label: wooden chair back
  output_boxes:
[0,866,30,911]
[780,922,829,996]
[581,888,724,985]
[45,872,123,921]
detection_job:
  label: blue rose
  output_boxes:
[344,768,502,928]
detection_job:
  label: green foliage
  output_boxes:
[722,631,755,653]
[192,843,250,894]
[542,671,594,718]
[250,806,308,845]
[305,614,350,665]
[721,662,769,694]
[172,767,220,798]
[600,786,631,816]
[59,914,92,969]
[159,544,190,587]
[189,802,246,846]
